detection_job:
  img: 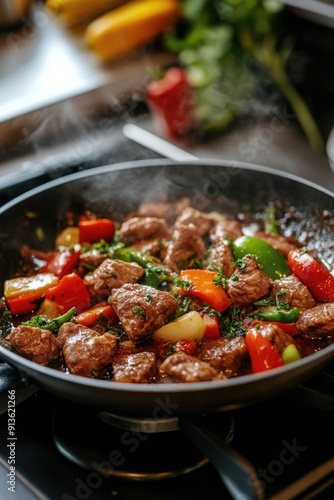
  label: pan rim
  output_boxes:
[1,158,333,216]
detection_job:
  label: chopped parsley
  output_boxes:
[132,305,146,320]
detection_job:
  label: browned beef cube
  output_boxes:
[127,198,190,224]
[271,275,316,311]
[164,224,206,272]
[205,243,235,278]
[227,255,271,307]
[159,352,226,383]
[79,249,109,270]
[119,217,171,245]
[210,218,242,243]
[297,302,334,341]
[256,324,296,353]
[255,232,298,257]
[175,207,215,236]
[112,351,157,383]
[92,259,144,298]
[109,283,179,343]
[58,322,117,377]
[197,336,248,377]
[6,325,61,366]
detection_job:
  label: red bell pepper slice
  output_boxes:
[45,273,90,314]
[177,269,232,313]
[78,218,115,244]
[6,290,47,316]
[249,319,299,336]
[146,67,196,137]
[202,313,221,339]
[4,273,59,316]
[39,245,81,278]
[288,248,334,302]
[75,302,116,327]
[175,339,197,356]
[245,328,285,373]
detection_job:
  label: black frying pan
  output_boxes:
[1,159,334,417]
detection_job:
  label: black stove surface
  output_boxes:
[0,363,333,500]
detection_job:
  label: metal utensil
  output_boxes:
[0,0,33,27]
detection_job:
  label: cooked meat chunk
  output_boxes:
[119,217,171,245]
[206,243,235,278]
[127,198,190,224]
[164,224,206,272]
[159,352,226,383]
[109,284,179,343]
[112,351,157,383]
[176,207,215,236]
[6,325,61,366]
[210,218,242,243]
[271,275,316,311]
[58,322,117,377]
[257,324,296,353]
[227,255,271,307]
[297,302,334,341]
[255,232,298,257]
[79,249,109,270]
[92,259,144,298]
[197,336,248,377]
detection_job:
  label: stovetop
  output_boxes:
[0,362,333,500]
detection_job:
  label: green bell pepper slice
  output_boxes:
[251,306,300,323]
[232,235,291,280]
[21,307,77,333]
[282,344,302,364]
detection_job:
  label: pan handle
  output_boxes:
[180,415,265,500]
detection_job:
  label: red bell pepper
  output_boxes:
[288,248,334,302]
[45,273,91,314]
[146,67,196,137]
[78,218,115,244]
[249,319,299,336]
[202,313,221,339]
[39,245,81,278]
[175,339,197,356]
[245,328,285,373]
[177,269,232,313]
[75,302,116,327]
[4,273,59,316]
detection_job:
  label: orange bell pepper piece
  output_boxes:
[177,269,231,313]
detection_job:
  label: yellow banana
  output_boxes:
[45,0,128,26]
[85,0,181,62]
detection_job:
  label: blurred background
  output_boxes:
[0,0,334,201]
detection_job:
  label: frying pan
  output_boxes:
[1,159,334,417]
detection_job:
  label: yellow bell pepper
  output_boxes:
[85,0,181,62]
[4,273,59,316]
[45,0,126,26]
